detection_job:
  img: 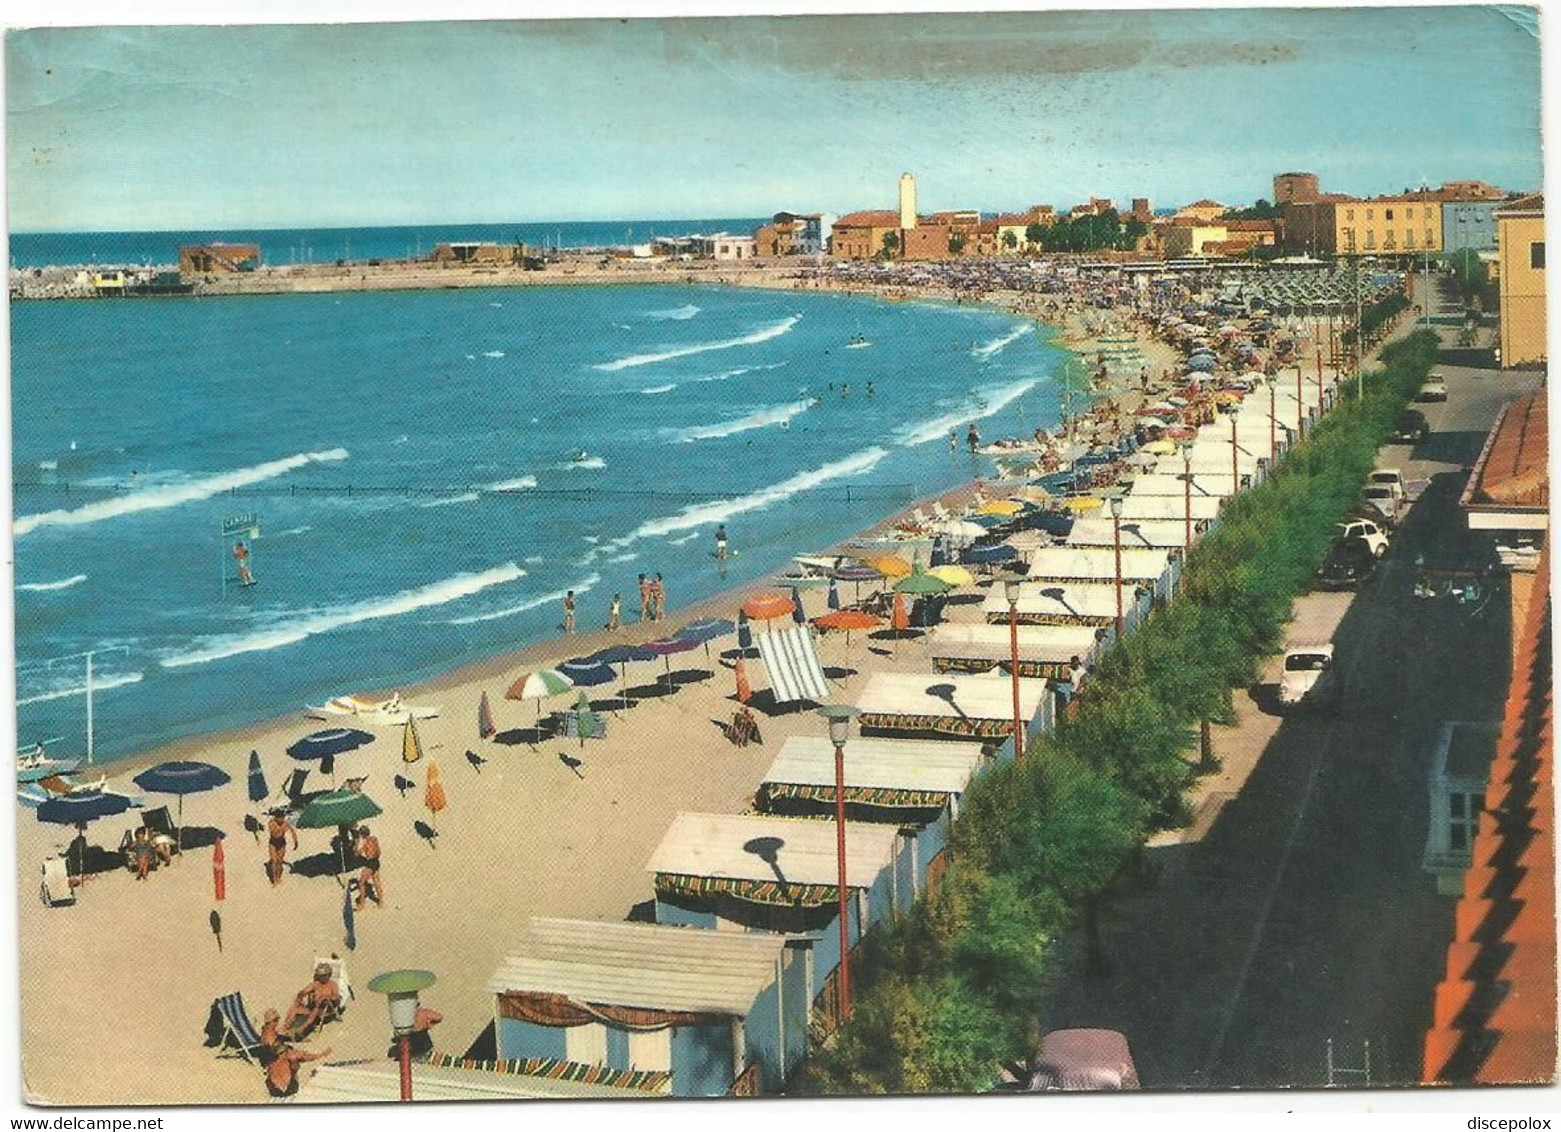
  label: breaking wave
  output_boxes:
[594,316,800,372]
[896,379,1041,447]
[640,384,678,395]
[17,670,144,706]
[667,400,811,443]
[486,475,538,492]
[645,305,700,321]
[18,574,88,592]
[971,323,1034,358]
[445,572,601,625]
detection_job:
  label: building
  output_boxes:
[995,206,1056,252]
[1496,194,1546,366]
[179,243,261,275]
[429,242,522,266]
[1283,196,1444,256]
[711,235,755,261]
[1070,197,1117,218]
[899,172,918,231]
[1161,219,1229,258]
[1174,199,1227,223]
[1442,200,1504,255]
[752,212,834,258]
[1422,722,1502,893]
[829,210,903,260]
[901,224,951,261]
[1273,172,1322,205]
[1437,180,1508,201]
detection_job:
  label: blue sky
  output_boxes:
[4,6,1545,231]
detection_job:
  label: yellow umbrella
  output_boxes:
[866,555,914,580]
[1009,486,1054,505]
[401,717,425,765]
[1143,439,1178,456]
[928,564,976,587]
[1064,496,1104,514]
[974,499,1025,517]
[424,760,447,829]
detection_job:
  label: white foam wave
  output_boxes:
[18,574,88,592]
[594,315,800,372]
[419,492,481,509]
[14,449,349,537]
[667,532,701,546]
[630,447,888,541]
[896,379,1041,447]
[445,572,601,625]
[971,323,1034,358]
[561,456,606,470]
[668,400,811,443]
[482,350,506,359]
[17,670,143,706]
[606,552,639,563]
[692,362,789,384]
[160,563,526,668]
[641,384,679,395]
[486,475,538,492]
[37,460,58,471]
[270,525,313,539]
[646,304,700,321]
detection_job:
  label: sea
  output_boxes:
[12,274,1072,763]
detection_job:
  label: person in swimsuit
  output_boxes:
[264,1042,331,1099]
[354,826,382,909]
[283,963,342,1039]
[267,811,298,887]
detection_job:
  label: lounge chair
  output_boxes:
[40,857,75,907]
[204,992,266,1062]
[273,767,313,813]
[142,806,181,856]
[931,501,952,521]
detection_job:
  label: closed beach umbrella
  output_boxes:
[742,593,795,622]
[246,750,268,805]
[506,668,574,718]
[790,587,807,624]
[402,717,425,765]
[643,636,701,688]
[424,761,447,829]
[737,611,754,651]
[477,691,497,741]
[734,658,752,704]
[212,837,226,902]
[891,592,910,636]
[342,884,357,952]
[133,760,233,850]
[827,579,841,611]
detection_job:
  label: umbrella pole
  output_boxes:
[177,795,184,856]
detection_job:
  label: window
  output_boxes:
[1346,209,1355,221]
[1386,208,1395,220]
[1447,790,1484,853]
[1406,232,1416,249]
[1532,242,1546,270]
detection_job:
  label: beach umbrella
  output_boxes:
[246,750,268,805]
[133,760,233,851]
[558,658,616,687]
[734,658,752,704]
[813,608,881,667]
[37,789,135,878]
[891,593,910,641]
[297,789,384,879]
[832,561,882,601]
[790,587,807,624]
[424,761,447,829]
[928,565,976,587]
[967,514,1010,530]
[961,543,1020,567]
[287,728,375,783]
[585,643,656,711]
[1064,497,1104,514]
[212,837,226,902]
[974,500,1025,517]
[477,691,497,741]
[569,691,604,746]
[506,668,574,719]
[865,555,913,580]
[643,636,702,688]
[895,568,955,596]
[342,884,357,952]
[401,717,425,765]
[827,579,841,611]
[934,519,988,544]
[737,611,753,651]
[1143,439,1177,456]
[673,618,735,659]
[742,593,795,622]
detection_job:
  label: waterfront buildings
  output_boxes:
[1284,195,1444,257]
[179,242,261,275]
[1495,194,1547,366]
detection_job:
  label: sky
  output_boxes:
[3,4,1547,231]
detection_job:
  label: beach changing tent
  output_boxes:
[755,624,829,704]
[927,622,1105,679]
[487,917,804,1097]
[981,581,1147,629]
[853,671,1053,746]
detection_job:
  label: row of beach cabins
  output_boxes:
[300,318,1346,1102]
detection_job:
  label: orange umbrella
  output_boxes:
[814,609,882,675]
[424,761,447,829]
[734,658,752,704]
[742,593,795,621]
[891,593,910,632]
[212,837,226,902]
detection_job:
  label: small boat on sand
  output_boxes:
[17,744,83,785]
[304,692,441,727]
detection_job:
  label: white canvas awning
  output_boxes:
[485,917,788,1016]
[647,811,899,890]
[928,622,1101,666]
[981,581,1132,624]
[761,735,984,800]
[1067,518,1200,550]
[1025,545,1171,583]
[1116,495,1223,522]
[1121,473,1236,498]
[854,671,1051,736]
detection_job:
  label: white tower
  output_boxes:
[899,172,918,230]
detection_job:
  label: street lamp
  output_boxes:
[367,968,437,1102]
[1268,373,1277,465]
[1180,442,1194,556]
[1296,362,1305,442]
[1230,408,1239,491]
[817,705,861,1023]
[1109,496,1125,642]
[1003,573,1025,760]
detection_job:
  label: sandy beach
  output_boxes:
[14,274,1173,1105]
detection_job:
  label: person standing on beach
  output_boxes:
[609,594,622,631]
[715,525,729,562]
[966,424,982,453]
[267,810,298,887]
[949,431,958,453]
[653,573,667,620]
[354,827,382,910]
[563,591,576,634]
[638,574,651,622]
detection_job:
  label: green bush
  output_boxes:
[799,331,1439,1095]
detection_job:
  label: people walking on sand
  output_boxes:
[353,826,382,910]
[715,524,729,562]
[563,590,577,634]
[638,574,651,622]
[267,810,298,887]
[608,593,622,631]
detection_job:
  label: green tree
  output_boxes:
[949,234,968,255]
[1444,248,1490,307]
[1002,230,1018,251]
[1024,223,1047,248]
[879,230,900,261]
[1222,199,1278,221]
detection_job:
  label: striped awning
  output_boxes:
[761,780,950,811]
[932,654,1070,679]
[655,870,839,909]
[756,624,829,704]
[427,1053,671,1094]
[857,712,1014,741]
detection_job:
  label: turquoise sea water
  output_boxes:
[12,284,1069,761]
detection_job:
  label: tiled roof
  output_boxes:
[1183,199,1225,209]
[1499,194,1545,216]
[834,210,901,228]
[1422,543,1555,1085]
[1466,394,1549,511]
[1225,220,1277,232]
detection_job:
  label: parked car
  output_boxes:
[1317,537,1378,590]
[1279,644,1338,710]
[1025,1030,1141,1091]
[1417,374,1449,402]
[1391,410,1429,445]
[1360,485,1402,528]
[1368,468,1407,500]
[1336,517,1389,558]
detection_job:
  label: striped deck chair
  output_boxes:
[204,992,266,1062]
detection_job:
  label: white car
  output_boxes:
[1337,518,1389,558]
[1279,644,1336,710]
[1368,469,1407,502]
[1417,375,1449,402]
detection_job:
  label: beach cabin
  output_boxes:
[1122,472,1237,498]
[756,735,986,910]
[647,812,902,1030]
[486,917,802,1097]
[296,1053,671,1102]
[1066,517,1206,551]
[854,671,1054,749]
[1024,545,1180,604]
[981,580,1153,631]
[1116,494,1223,523]
[927,622,1105,679]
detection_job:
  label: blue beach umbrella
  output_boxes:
[962,543,1020,567]
[675,618,735,644]
[790,587,807,624]
[585,643,656,711]
[246,750,268,805]
[133,760,233,849]
[38,789,136,878]
[827,579,841,611]
[287,729,375,761]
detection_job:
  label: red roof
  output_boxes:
[834,210,901,228]
[1225,220,1277,233]
[1464,394,1549,512]
[1498,194,1545,217]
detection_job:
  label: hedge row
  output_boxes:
[1343,292,1411,346]
[800,331,1441,1094]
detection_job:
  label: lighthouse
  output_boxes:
[899,172,918,231]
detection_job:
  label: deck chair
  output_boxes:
[40,857,75,907]
[204,992,266,1062]
[273,767,312,812]
[315,953,354,1005]
[341,775,369,795]
[141,805,181,856]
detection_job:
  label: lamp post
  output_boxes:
[817,705,861,1023]
[1230,408,1239,491]
[1268,374,1277,465]
[1296,362,1305,442]
[367,969,437,1102]
[1181,443,1194,557]
[1003,574,1025,760]
[1109,496,1125,642]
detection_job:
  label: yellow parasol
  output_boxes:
[1143,439,1178,456]
[927,565,976,587]
[424,760,447,828]
[401,717,425,765]
[1064,496,1104,514]
[974,499,1025,517]
[866,555,914,579]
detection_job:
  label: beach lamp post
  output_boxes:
[1180,443,1194,557]
[817,705,861,1023]
[1003,573,1025,760]
[368,969,437,1102]
[1269,376,1277,465]
[1230,409,1240,492]
[1109,496,1125,643]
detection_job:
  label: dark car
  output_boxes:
[1317,537,1378,591]
[1392,409,1429,444]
